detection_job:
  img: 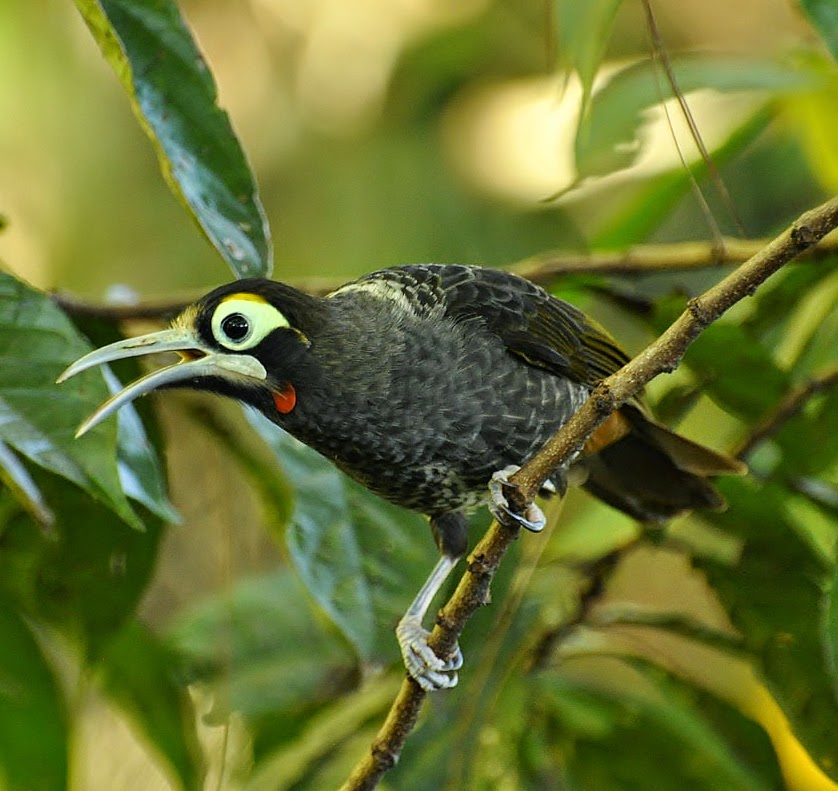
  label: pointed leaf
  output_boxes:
[0,439,54,528]
[577,56,813,179]
[73,0,272,278]
[0,273,140,529]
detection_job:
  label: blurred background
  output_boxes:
[0,0,828,298]
[2,1,836,789]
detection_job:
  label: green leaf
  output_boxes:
[75,312,179,525]
[0,603,68,791]
[592,105,772,247]
[745,259,837,344]
[773,386,838,478]
[246,411,438,662]
[0,273,140,529]
[536,669,784,791]
[801,0,838,62]
[576,56,813,180]
[168,569,352,723]
[555,0,623,110]
[99,622,203,791]
[0,471,164,654]
[700,478,838,780]
[684,323,791,422]
[73,0,272,279]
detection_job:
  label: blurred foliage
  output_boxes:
[0,0,837,790]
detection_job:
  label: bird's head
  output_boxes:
[58,279,323,436]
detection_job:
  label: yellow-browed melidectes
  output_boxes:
[59,264,745,690]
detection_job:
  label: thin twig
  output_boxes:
[52,236,838,324]
[734,366,838,459]
[641,0,745,238]
[340,195,838,791]
[511,235,837,284]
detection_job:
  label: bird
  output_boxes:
[58,264,746,690]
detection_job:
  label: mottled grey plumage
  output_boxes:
[277,265,591,517]
[60,263,746,690]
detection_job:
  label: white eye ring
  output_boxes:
[211,297,290,351]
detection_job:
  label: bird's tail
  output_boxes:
[579,405,747,522]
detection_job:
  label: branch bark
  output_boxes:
[340,195,838,791]
[52,234,838,323]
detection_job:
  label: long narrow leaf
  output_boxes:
[74,0,272,279]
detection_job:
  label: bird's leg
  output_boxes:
[396,554,463,690]
[396,513,467,691]
[489,464,546,532]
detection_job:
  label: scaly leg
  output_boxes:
[396,554,463,691]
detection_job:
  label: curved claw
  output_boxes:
[489,465,546,532]
[396,615,462,691]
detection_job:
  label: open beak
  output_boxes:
[57,327,267,437]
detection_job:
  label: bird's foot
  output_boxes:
[396,614,463,691]
[489,465,546,532]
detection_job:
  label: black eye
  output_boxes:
[220,313,250,342]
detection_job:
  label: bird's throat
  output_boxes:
[273,384,297,414]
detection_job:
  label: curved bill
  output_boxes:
[57,327,267,437]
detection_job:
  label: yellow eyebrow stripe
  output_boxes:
[221,293,269,305]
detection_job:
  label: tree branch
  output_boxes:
[52,235,838,324]
[340,195,838,791]
[511,234,837,285]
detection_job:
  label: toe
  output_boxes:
[397,616,462,690]
[489,466,545,532]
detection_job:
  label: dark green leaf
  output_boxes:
[74,0,272,278]
[168,568,353,723]
[0,603,68,791]
[80,313,179,524]
[700,478,838,780]
[99,622,203,791]
[745,259,836,344]
[592,105,772,247]
[246,412,437,661]
[0,471,163,654]
[577,56,813,180]
[538,669,783,791]
[687,324,790,421]
[801,0,838,62]
[0,273,140,529]
[773,386,838,477]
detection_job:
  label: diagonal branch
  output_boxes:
[340,194,838,791]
